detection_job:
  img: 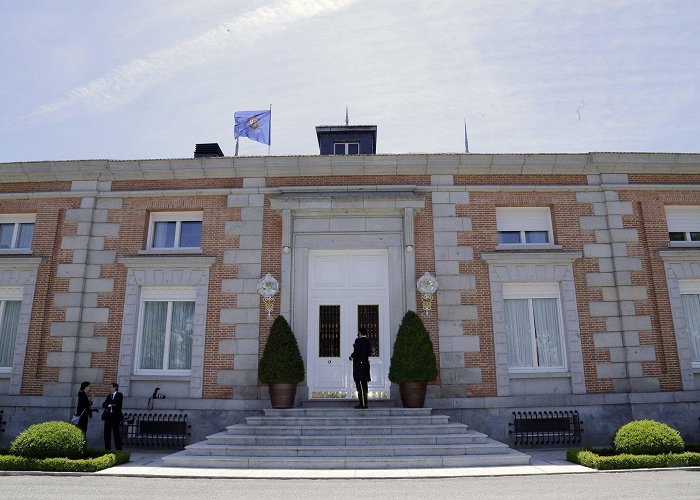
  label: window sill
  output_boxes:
[509,370,571,379]
[496,244,563,251]
[0,249,32,255]
[668,242,700,248]
[0,369,11,378]
[138,248,203,255]
[131,373,191,381]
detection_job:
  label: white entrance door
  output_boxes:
[307,249,390,399]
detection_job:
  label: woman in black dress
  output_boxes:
[75,381,93,434]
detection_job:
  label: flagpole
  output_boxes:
[464,119,469,153]
[235,137,239,157]
[268,104,272,155]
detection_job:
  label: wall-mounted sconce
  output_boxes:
[416,272,438,316]
[257,273,279,319]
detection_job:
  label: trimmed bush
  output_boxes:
[567,447,700,470]
[10,421,86,459]
[613,420,684,455]
[258,315,305,384]
[388,310,438,383]
[0,450,130,472]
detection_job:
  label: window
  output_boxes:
[136,287,195,373]
[679,280,700,366]
[0,214,35,250]
[0,287,22,370]
[333,142,360,155]
[503,283,566,372]
[665,206,700,243]
[147,212,202,250]
[496,207,553,246]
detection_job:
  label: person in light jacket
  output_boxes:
[102,382,124,450]
[350,328,372,409]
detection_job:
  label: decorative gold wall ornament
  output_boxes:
[257,273,279,319]
[416,272,438,316]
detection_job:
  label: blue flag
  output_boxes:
[234,110,271,145]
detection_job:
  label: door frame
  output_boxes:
[306,249,390,399]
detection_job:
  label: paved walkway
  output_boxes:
[94,449,594,479]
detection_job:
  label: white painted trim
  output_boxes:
[146,211,203,250]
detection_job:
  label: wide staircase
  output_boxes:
[162,407,530,469]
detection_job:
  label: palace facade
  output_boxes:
[1,126,699,446]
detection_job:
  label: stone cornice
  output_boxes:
[657,249,700,261]
[481,251,582,265]
[0,256,43,269]
[2,152,699,183]
[117,256,216,268]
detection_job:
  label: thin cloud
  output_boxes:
[28,0,356,121]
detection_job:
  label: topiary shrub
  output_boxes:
[258,315,305,384]
[10,421,86,459]
[613,420,684,455]
[388,310,438,383]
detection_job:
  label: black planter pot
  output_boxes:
[398,381,428,408]
[268,382,297,409]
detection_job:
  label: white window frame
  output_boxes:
[145,211,203,251]
[0,214,36,252]
[333,142,360,155]
[0,286,23,372]
[496,207,555,248]
[134,286,197,376]
[665,206,700,246]
[679,279,700,368]
[502,282,567,373]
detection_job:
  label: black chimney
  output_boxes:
[194,143,224,158]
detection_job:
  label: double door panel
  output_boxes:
[308,250,389,399]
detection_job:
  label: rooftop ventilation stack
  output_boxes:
[194,143,224,158]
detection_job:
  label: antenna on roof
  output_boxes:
[345,106,349,126]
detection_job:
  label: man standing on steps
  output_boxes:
[350,328,371,409]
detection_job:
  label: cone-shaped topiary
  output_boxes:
[10,421,86,459]
[613,419,685,455]
[388,310,438,383]
[258,315,305,384]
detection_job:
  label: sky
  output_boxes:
[1,0,699,163]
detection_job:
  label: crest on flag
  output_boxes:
[234,110,271,146]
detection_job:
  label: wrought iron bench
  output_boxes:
[120,412,190,449]
[509,410,583,446]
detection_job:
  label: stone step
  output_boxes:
[204,430,489,447]
[301,399,397,408]
[245,415,450,427]
[162,449,531,469]
[225,422,471,436]
[183,440,511,457]
[263,408,431,417]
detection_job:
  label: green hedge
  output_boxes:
[567,448,700,470]
[258,315,305,384]
[388,311,437,383]
[612,420,684,455]
[10,421,86,459]
[0,450,130,472]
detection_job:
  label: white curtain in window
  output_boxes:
[682,294,700,362]
[505,299,532,367]
[140,301,167,369]
[533,298,564,367]
[169,302,194,370]
[0,301,21,367]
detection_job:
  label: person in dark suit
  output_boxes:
[102,382,123,450]
[75,381,94,434]
[349,328,372,409]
